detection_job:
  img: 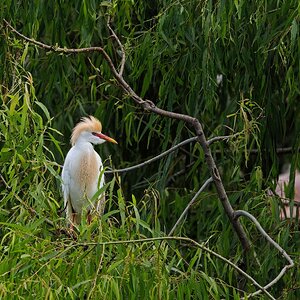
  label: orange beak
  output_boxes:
[94,132,118,144]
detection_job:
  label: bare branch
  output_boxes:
[168,177,214,236]
[107,20,126,76]
[105,136,198,174]
[3,19,119,78]
[234,210,294,298]
[207,132,240,145]
[208,146,299,155]
[234,210,294,266]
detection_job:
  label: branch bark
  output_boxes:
[168,177,214,236]
[105,136,198,174]
[234,210,294,298]
[107,19,126,76]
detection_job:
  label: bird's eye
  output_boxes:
[91,132,97,136]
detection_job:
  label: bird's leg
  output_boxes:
[71,213,76,230]
[87,213,92,225]
[66,213,77,238]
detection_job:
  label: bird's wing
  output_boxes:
[61,159,74,221]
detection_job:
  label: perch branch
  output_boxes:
[168,177,214,236]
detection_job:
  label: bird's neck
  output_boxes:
[73,140,95,152]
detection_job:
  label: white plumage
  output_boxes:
[62,116,117,226]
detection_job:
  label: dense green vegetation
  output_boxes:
[1,0,299,299]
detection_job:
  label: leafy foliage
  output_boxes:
[1,0,300,299]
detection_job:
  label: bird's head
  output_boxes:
[71,116,117,146]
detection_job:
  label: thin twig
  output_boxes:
[107,20,126,76]
[234,210,294,298]
[168,177,213,236]
[88,244,105,298]
[212,147,299,155]
[0,173,11,190]
[250,147,300,155]
[105,136,198,174]
[3,19,119,79]
[207,133,240,145]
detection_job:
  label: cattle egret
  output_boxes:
[62,116,117,228]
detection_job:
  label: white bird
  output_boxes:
[62,116,117,227]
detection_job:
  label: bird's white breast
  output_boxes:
[62,143,104,213]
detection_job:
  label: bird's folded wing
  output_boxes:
[62,164,72,212]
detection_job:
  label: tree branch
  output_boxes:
[3,19,119,79]
[250,147,300,155]
[234,210,294,298]
[207,133,240,145]
[207,146,299,155]
[168,177,214,236]
[105,136,198,174]
[107,19,126,76]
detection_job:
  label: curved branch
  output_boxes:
[234,210,294,266]
[105,136,198,174]
[168,177,213,236]
[234,210,294,298]
[3,19,119,78]
[107,20,126,76]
